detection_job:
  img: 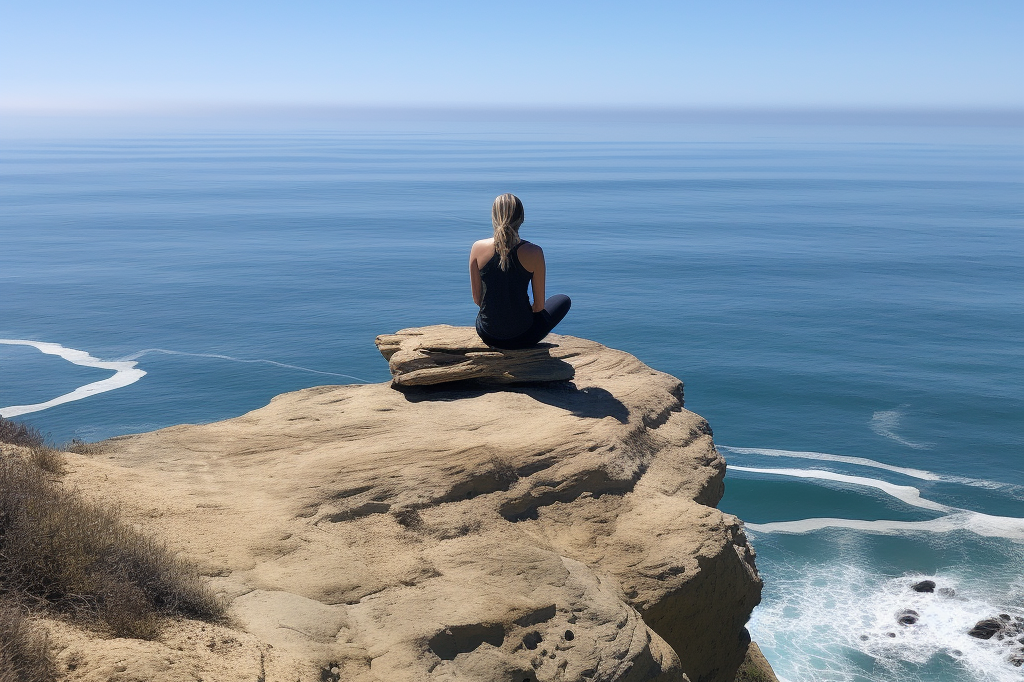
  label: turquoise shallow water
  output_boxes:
[1,118,1022,681]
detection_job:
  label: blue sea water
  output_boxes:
[2,115,1022,681]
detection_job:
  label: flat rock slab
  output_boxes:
[376,324,576,386]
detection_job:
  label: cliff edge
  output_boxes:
[49,327,774,682]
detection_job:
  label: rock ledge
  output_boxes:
[52,327,772,682]
[376,324,576,385]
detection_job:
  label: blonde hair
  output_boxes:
[491,193,525,271]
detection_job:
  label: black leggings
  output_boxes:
[477,295,571,350]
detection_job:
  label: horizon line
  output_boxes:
[3,104,1023,127]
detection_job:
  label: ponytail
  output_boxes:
[491,193,525,271]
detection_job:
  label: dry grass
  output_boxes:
[65,438,102,456]
[0,417,45,448]
[0,602,56,682]
[28,447,65,475]
[0,454,224,639]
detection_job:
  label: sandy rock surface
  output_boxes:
[59,327,763,682]
[733,642,779,682]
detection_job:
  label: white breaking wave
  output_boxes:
[721,445,940,480]
[0,339,146,418]
[870,405,933,449]
[729,465,1024,541]
[1,341,371,419]
[745,512,1024,541]
[751,565,1024,682]
[729,466,952,512]
[719,445,1017,491]
[118,348,370,383]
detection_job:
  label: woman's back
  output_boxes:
[475,240,534,340]
[469,193,570,350]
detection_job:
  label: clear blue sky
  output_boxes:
[1,0,1021,111]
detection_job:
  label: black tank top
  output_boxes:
[476,242,534,340]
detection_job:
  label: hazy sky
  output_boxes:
[1,0,1021,111]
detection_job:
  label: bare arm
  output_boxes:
[469,253,482,307]
[518,243,546,313]
[469,241,486,306]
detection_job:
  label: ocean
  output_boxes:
[1,114,1022,681]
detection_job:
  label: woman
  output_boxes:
[470,193,571,349]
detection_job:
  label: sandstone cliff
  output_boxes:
[45,327,772,682]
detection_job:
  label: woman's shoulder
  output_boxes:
[515,240,544,271]
[471,238,494,255]
[471,238,496,269]
[516,240,542,254]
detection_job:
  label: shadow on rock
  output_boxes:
[396,381,628,423]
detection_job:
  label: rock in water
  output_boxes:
[968,618,1004,639]
[896,610,920,626]
[58,328,769,682]
[910,580,936,593]
[376,324,576,385]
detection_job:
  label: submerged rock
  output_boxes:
[937,587,956,598]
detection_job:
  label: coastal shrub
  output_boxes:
[28,446,65,475]
[0,455,223,639]
[65,438,101,456]
[0,418,45,448]
[0,602,55,682]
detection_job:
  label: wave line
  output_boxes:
[728,466,952,512]
[745,512,1024,540]
[719,445,1015,491]
[729,464,1024,540]
[870,405,933,449]
[117,348,371,383]
[0,339,146,418]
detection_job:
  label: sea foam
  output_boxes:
[0,341,372,419]
[728,466,952,512]
[729,465,1024,541]
[751,564,1024,682]
[870,405,934,450]
[719,445,1020,492]
[119,348,370,382]
[745,512,1024,541]
[0,339,146,418]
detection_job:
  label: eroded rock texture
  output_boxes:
[377,325,576,386]
[60,328,763,682]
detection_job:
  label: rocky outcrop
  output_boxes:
[376,325,576,386]
[732,643,778,682]
[55,327,767,682]
[966,615,1024,666]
